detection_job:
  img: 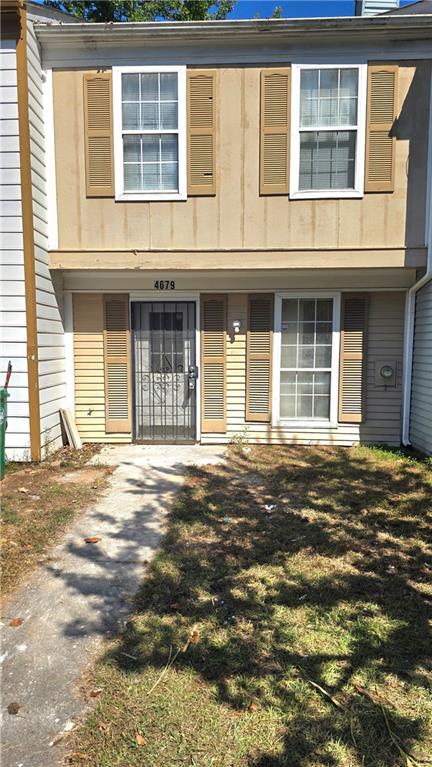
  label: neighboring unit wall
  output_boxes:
[0,37,31,461]
[361,0,400,15]
[410,280,432,454]
[27,16,66,457]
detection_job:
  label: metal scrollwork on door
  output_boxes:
[132,302,196,442]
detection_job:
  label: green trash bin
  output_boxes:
[0,388,9,481]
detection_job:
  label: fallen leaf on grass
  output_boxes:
[249,701,258,712]
[98,722,110,733]
[9,618,24,627]
[135,733,146,746]
[7,702,20,715]
[18,487,29,494]
[84,537,101,544]
[190,627,200,644]
[89,689,103,698]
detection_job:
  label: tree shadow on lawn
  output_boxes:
[104,446,432,765]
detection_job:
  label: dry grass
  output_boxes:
[70,444,431,767]
[1,444,111,598]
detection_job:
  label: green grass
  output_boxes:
[71,445,432,767]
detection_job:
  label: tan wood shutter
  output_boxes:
[365,64,398,193]
[103,295,131,433]
[201,295,226,432]
[339,294,369,423]
[260,68,290,195]
[84,72,114,197]
[246,294,273,422]
[187,70,216,196]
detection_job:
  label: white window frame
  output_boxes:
[272,291,341,429]
[290,63,367,200]
[113,65,187,202]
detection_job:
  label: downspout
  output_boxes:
[402,72,432,446]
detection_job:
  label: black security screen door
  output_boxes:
[131,302,197,442]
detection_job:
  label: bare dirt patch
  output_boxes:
[0,444,112,600]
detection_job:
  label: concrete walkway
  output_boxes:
[1,445,225,767]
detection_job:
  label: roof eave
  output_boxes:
[34,14,432,47]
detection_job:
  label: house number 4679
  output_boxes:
[154,280,175,290]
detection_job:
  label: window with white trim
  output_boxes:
[291,64,366,199]
[279,297,335,420]
[113,66,186,201]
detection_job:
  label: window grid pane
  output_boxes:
[299,67,358,192]
[121,71,179,194]
[280,298,333,420]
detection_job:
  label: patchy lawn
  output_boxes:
[1,445,111,598]
[70,445,431,767]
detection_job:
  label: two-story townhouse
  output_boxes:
[0,0,73,461]
[5,10,432,454]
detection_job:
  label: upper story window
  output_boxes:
[113,66,187,201]
[290,64,367,199]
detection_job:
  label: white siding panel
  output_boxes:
[0,153,21,169]
[1,232,23,249]
[7,401,30,417]
[410,280,432,455]
[0,120,20,136]
[1,295,26,310]
[0,69,17,86]
[0,250,24,265]
[0,311,26,326]
[0,215,22,231]
[0,185,21,200]
[39,358,66,376]
[0,136,19,152]
[2,326,27,343]
[1,103,18,119]
[0,355,27,373]
[0,42,30,461]
[0,85,18,102]
[26,18,66,457]
[0,263,24,280]
[2,280,25,296]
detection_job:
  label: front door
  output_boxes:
[131,301,197,442]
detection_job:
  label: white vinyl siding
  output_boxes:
[0,39,30,461]
[410,281,432,455]
[27,15,66,458]
[361,0,400,16]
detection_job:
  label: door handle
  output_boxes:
[188,365,197,390]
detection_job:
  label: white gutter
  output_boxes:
[402,72,432,446]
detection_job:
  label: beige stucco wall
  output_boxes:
[53,63,430,260]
